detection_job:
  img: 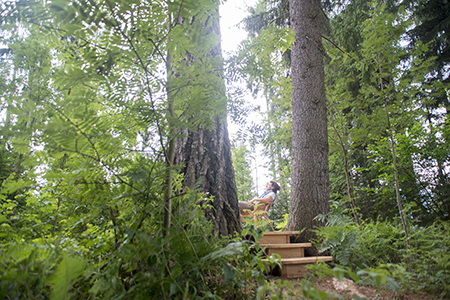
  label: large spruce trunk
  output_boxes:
[173,4,241,236]
[287,0,330,243]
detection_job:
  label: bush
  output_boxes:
[315,211,450,298]
[0,181,281,299]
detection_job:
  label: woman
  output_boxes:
[238,181,280,215]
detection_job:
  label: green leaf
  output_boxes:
[50,254,85,300]
[348,270,360,282]
[332,267,347,281]
[223,264,235,283]
[385,276,399,291]
[200,242,244,262]
[169,283,178,296]
[147,255,157,268]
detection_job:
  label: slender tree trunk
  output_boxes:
[254,150,259,195]
[266,94,276,180]
[174,4,241,236]
[329,111,360,225]
[372,18,410,248]
[376,54,410,250]
[287,0,330,243]
[163,42,175,238]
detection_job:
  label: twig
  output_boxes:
[322,35,358,61]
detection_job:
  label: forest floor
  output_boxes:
[268,276,445,300]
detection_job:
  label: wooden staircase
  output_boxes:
[259,231,333,278]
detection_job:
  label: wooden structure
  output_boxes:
[259,231,333,278]
[241,202,275,231]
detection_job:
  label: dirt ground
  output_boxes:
[282,276,445,300]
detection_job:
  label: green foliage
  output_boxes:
[326,0,450,225]
[315,207,450,297]
[241,211,275,233]
[0,244,57,299]
[229,17,294,201]
[50,254,86,300]
[275,213,289,231]
[0,0,281,298]
[400,222,450,297]
[256,277,331,300]
[0,182,279,299]
[310,263,399,294]
[1,0,450,298]
[269,190,290,223]
[316,216,410,269]
[231,140,255,202]
[257,262,399,300]
[406,0,450,110]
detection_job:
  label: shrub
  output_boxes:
[315,211,450,298]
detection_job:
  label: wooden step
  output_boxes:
[262,256,333,278]
[260,243,312,258]
[258,231,301,244]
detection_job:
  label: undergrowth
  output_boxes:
[315,203,450,298]
[1,168,284,299]
[3,166,448,299]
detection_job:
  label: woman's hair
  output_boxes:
[270,181,280,193]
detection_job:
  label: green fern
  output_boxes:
[50,254,85,300]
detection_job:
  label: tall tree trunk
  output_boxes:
[175,120,241,236]
[287,0,330,243]
[174,3,241,236]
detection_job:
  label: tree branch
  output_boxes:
[322,35,358,61]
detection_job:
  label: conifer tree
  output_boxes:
[286,0,330,242]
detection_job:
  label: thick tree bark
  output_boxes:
[175,119,241,236]
[174,4,241,236]
[287,0,330,243]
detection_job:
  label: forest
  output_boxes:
[0,0,449,299]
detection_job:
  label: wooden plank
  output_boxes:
[260,243,312,248]
[261,231,301,235]
[262,256,333,278]
[258,231,301,244]
[261,243,312,258]
[262,256,333,264]
[267,247,304,258]
[259,235,288,244]
[283,263,308,278]
[278,256,333,264]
